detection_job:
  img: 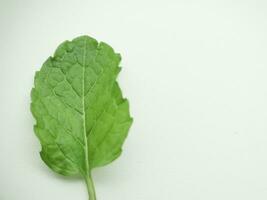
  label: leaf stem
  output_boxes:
[85,173,96,200]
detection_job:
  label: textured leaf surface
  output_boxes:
[31,36,133,178]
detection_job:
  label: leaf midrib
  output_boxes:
[82,38,90,176]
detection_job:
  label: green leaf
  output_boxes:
[31,35,133,200]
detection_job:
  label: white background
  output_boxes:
[1,0,267,199]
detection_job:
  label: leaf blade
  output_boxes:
[31,35,133,178]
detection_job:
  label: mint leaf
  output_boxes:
[31,35,133,200]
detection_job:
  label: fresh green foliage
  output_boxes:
[31,35,133,200]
